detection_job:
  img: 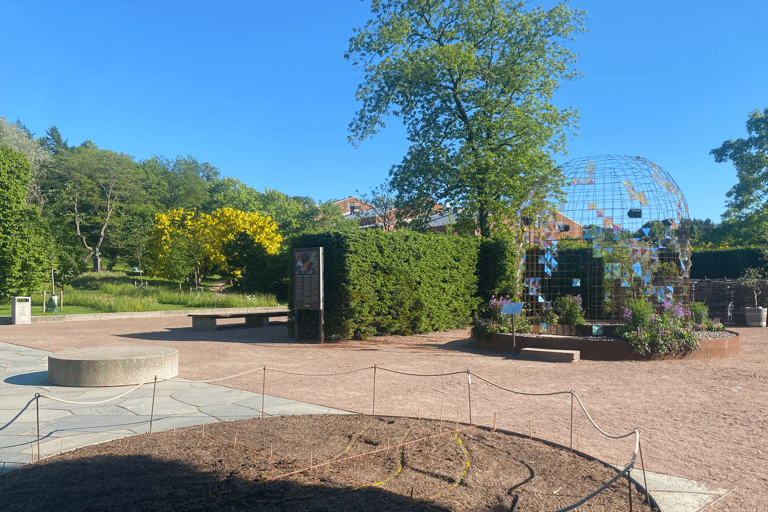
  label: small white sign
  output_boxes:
[501,302,524,315]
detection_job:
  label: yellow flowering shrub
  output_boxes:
[147,207,282,284]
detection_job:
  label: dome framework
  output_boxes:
[520,155,692,323]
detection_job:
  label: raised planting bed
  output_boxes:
[476,330,739,361]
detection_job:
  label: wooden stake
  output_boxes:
[270,443,273,460]
[31,442,34,463]
[234,433,238,448]
[639,440,651,508]
[417,404,420,420]
[570,392,574,452]
[261,366,267,419]
[492,412,497,432]
[372,365,377,416]
[202,424,205,439]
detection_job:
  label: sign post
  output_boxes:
[293,247,324,342]
[501,302,525,349]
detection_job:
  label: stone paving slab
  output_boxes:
[0,341,349,474]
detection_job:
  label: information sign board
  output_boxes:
[501,302,524,315]
[294,247,323,310]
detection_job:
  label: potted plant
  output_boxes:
[738,267,766,327]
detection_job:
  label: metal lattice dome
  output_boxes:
[556,155,689,235]
[521,155,692,322]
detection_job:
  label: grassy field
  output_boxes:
[0,271,279,316]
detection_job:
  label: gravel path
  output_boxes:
[3,317,765,511]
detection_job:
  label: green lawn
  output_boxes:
[0,271,279,316]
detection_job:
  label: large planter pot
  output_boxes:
[745,307,767,327]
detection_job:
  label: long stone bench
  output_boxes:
[189,306,290,330]
[520,348,580,363]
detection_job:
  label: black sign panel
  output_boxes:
[294,247,323,310]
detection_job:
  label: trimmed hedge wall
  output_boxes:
[476,237,520,300]
[690,248,763,279]
[289,231,480,340]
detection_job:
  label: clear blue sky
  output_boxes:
[2,0,766,222]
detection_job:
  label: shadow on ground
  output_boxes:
[0,452,450,512]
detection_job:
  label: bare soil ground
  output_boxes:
[1,318,766,510]
[0,415,652,511]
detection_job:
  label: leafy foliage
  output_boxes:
[0,145,48,298]
[346,0,586,237]
[290,230,480,340]
[712,107,768,224]
[0,116,52,207]
[737,266,765,307]
[617,298,703,356]
[555,294,585,325]
[146,207,283,288]
[689,247,763,279]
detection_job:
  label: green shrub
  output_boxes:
[289,231,480,340]
[555,295,585,325]
[617,298,701,356]
[689,301,709,324]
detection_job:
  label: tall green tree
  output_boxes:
[39,125,70,156]
[0,116,52,207]
[712,108,768,225]
[346,0,585,237]
[0,145,48,298]
[47,146,147,262]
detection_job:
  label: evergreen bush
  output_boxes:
[289,230,479,340]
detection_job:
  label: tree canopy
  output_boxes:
[0,145,48,297]
[712,107,768,225]
[346,0,586,237]
[146,207,283,288]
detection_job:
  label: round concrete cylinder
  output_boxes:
[48,346,178,387]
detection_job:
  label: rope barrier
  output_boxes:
[36,381,146,405]
[17,362,644,511]
[377,368,469,378]
[267,366,375,377]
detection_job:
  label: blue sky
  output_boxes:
[2,0,766,222]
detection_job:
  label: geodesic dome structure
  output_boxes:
[520,155,691,322]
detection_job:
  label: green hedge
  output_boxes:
[690,248,763,279]
[289,231,480,340]
[476,237,520,300]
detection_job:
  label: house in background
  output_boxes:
[333,196,372,216]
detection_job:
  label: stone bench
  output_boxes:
[520,348,580,363]
[189,307,290,330]
[48,346,178,387]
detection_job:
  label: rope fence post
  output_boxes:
[261,367,267,419]
[372,365,377,416]
[639,439,650,507]
[35,393,40,461]
[149,375,157,433]
[627,472,633,511]
[570,391,574,452]
[466,370,472,425]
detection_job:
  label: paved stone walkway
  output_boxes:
[0,342,347,473]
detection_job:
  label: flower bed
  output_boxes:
[476,331,739,361]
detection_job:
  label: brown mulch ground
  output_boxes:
[2,318,766,510]
[0,415,653,511]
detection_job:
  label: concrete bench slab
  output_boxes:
[48,346,178,387]
[520,348,580,363]
[188,307,289,330]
